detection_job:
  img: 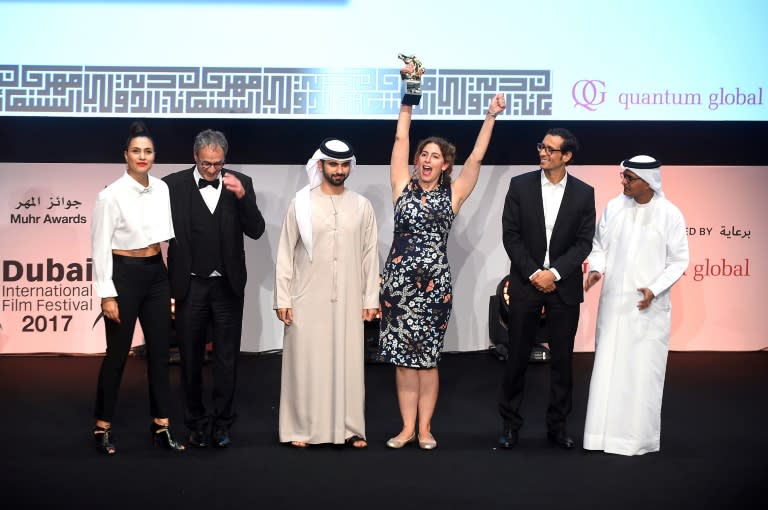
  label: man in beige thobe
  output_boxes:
[274,138,380,448]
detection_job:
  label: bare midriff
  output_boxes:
[112,243,161,257]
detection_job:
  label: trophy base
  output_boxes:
[401,79,422,106]
[401,93,422,106]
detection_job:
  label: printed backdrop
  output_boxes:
[1,163,765,354]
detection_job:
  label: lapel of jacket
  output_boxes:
[217,170,234,227]
[531,171,546,235]
[179,167,197,241]
[551,172,574,237]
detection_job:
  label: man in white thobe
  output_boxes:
[583,155,689,456]
[274,138,380,448]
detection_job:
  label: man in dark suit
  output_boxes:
[497,128,595,450]
[163,129,265,448]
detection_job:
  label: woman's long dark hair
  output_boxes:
[412,136,456,187]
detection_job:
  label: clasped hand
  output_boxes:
[531,269,556,293]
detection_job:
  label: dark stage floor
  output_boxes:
[1,351,766,509]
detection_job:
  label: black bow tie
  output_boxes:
[198,178,219,189]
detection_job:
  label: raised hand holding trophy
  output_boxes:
[397,53,425,106]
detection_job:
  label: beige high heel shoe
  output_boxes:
[386,433,416,449]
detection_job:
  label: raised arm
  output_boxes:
[390,103,413,203]
[451,93,506,214]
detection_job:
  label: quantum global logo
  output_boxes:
[572,80,606,111]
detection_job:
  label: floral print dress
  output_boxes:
[378,180,454,368]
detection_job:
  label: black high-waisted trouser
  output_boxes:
[94,253,172,421]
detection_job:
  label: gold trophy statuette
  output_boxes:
[398,53,425,106]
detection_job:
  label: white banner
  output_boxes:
[1,0,766,120]
[1,163,766,353]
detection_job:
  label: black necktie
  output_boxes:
[198,178,219,189]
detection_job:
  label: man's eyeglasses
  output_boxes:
[619,172,643,183]
[536,142,563,155]
[199,161,225,170]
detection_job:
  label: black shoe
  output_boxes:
[547,430,575,449]
[187,429,209,448]
[150,421,186,452]
[212,428,231,448]
[497,426,518,449]
[94,425,116,455]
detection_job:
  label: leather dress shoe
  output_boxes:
[547,430,575,449]
[497,427,518,449]
[213,429,232,448]
[187,429,209,448]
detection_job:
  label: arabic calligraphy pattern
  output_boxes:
[0,65,551,117]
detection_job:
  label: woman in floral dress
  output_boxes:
[379,80,506,450]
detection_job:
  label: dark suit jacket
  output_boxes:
[502,169,595,306]
[163,167,266,301]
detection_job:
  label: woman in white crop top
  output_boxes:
[90,121,185,455]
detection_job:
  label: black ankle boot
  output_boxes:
[94,425,116,455]
[150,421,186,452]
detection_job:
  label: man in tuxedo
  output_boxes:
[163,129,265,448]
[497,128,595,450]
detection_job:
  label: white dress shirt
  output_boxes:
[194,167,222,214]
[91,172,175,298]
[537,170,568,281]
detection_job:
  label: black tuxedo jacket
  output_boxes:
[163,167,265,301]
[502,169,595,306]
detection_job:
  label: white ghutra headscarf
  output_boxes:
[295,138,356,260]
[620,155,664,198]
